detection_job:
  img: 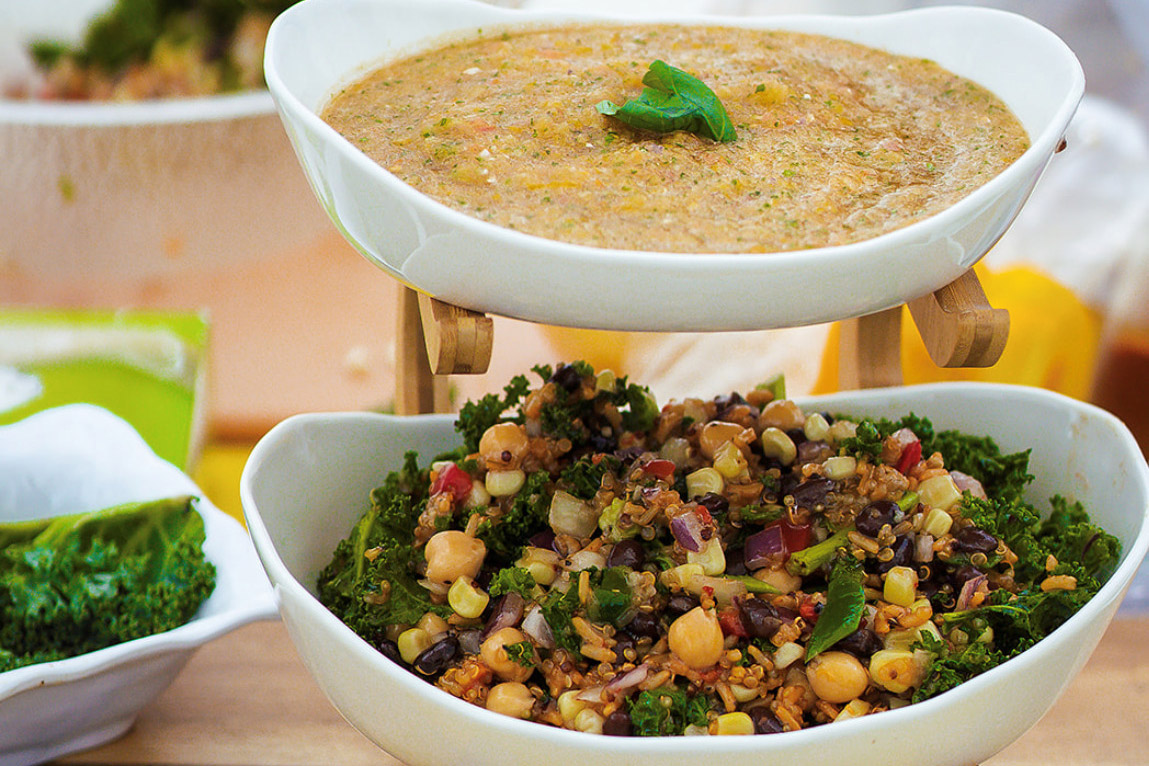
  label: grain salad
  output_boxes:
[320,23,1030,253]
[317,363,1120,737]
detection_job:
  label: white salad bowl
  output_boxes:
[264,0,1084,331]
[0,405,278,766]
[241,382,1149,766]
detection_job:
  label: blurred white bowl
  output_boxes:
[265,0,1084,331]
[0,404,277,766]
[241,383,1149,766]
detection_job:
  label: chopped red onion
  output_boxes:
[481,591,524,639]
[950,470,987,499]
[744,525,785,570]
[914,533,935,563]
[955,573,987,611]
[576,685,606,703]
[605,664,649,697]
[521,605,555,649]
[670,512,704,552]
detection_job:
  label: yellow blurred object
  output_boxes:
[540,325,634,374]
[192,442,255,525]
[812,265,1103,398]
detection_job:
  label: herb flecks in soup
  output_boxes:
[321,24,1029,253]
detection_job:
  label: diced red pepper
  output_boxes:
[777,518,811,554]
[895,440,923,475]
[642,459,676,481]
[799,599,820,624]
[718,607,749,638]
[694,506,713,525]
[430,463,473,502]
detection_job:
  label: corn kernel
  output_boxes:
[835,699,873,722]
[518,546,560,586]
[660,563,705,590]
[713,441,748,479]
[918,474,962,512]
[466,479,491,509]
[557,690,588,723]
[827,420,858,444]
[397,627,433,664]
[715,712,755,735]
[822,455,857,481]
[922,506,954,538]
[486,468,526,497]
[883,566,918,607]
[594,369,617,394]
[729,684,759,703]
[803,412,830,442]
[574,708,604,734]
[686,537,727,576]
[869,649,921,693]
[417,612,449,637]
[773,641,805,669]
[686,467,725,498]
[448,576,490,619]
[760,427,797,466]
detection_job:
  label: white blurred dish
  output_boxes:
[0,404,278,766]
[265,0,1084,331]
[241,383,1149,766]
[0,0,331,281]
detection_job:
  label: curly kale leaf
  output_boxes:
[317,456,448,636]
[912,631,1010,703]
[925,431,1033,503]
[488,566,539,600]
[0,496,216,672]
[540,580,582,655]
[559,454,620,500]
[455,374,531,454]
[1037,496,1122,582]
[627,686,714,736]
[473,470,551,567]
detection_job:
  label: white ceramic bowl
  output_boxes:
[0,404,278,766]
[241,383,1149,766]
[265,0,1084,331]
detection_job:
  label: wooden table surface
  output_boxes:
[54,617,1149,766]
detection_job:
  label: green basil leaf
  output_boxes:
[804,556,865,661]
[596,60,736,143]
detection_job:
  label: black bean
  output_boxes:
[791,476,835,507]
[413,635,459,676]
[696,492,730,517]
[749,708,786,735]
[950,564,983,589]
[855,500,899,538]
[375,638,403,666]
[551,363,583,392]
[529,529,556,551]
[607,539,645,569]
[626,610,660,640]
[953,526,999,554]
[603,709,633,736]
[612,633,637,664]
[725,546,748,577]
[589,432,618,453]
[878,536,914,574]
[834,627,883,659]
[785,428,807,446]
[737,596,783,640]
[665,594,697,618]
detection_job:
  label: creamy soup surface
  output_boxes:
[322,24,1029,253]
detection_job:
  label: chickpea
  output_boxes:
[758,399,805,432]
[479,422,530,469]
[486,682,535,719]
[869,649,923,694]
[698,421,752,460]
[480,627,534,682]
[668,606,724,670]
[424,530,486,584]
[806,651,869,704]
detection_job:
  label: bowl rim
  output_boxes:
[265,0,1085,265]
[0,88,275,127]
[240,381,1149,755]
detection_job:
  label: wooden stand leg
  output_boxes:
[839,306,905,390]
[907,270,1010,368]
[395,287,450,415]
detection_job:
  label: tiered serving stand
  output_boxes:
[394,268,1009,414]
